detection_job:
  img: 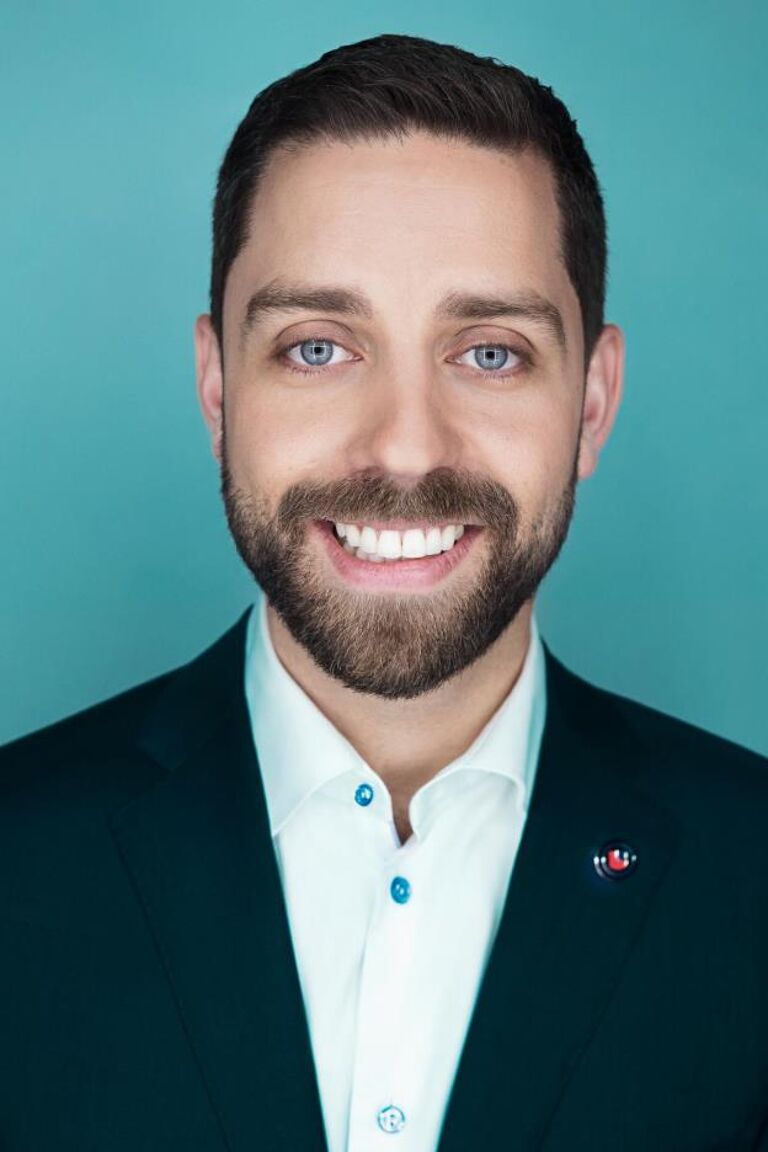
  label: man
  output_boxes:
[0,31,766,1152]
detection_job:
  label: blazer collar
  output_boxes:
[109,610,680,1152]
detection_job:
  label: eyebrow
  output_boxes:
[241,279,567,352]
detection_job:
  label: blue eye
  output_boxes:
[284,338,349,369]
[275,337,531,377]
[458,344,525,373]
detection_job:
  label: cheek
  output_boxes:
[473,408,576,533]
[225,389,345,491]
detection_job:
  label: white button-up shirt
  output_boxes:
[243,587,547,1152]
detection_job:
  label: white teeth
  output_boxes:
[360,526,378,554]
[402,527,426,559]
[422,527,444,556]
[334,521,467,562]
[377,529,403,559]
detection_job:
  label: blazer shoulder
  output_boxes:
[0,666,193,922]
[557,656,768,806]
[0,667,176,805]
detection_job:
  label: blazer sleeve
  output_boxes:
[753,1107,768,1150]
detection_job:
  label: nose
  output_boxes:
[349,358,464,479]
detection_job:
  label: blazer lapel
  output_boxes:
[107,610,328,1152]
[437,643,681,1151]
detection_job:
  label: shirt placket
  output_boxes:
[347,834,420,1150]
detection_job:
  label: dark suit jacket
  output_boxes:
[0,608,767,1150]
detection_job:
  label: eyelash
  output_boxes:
[272,336,533,379]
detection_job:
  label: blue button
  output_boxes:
[390,876,411,904]
[355,783,374,807]
[377,1104,406,1133]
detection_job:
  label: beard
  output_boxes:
[220,427,579,701]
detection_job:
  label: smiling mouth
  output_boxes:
[320,519,481,560]
[310,513,483,571]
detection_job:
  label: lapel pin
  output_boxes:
[594,841,638,880]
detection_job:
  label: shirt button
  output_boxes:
[354,783,374,807]
[377,1104,406,1133]
[390,876,411,904]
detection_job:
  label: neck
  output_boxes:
[265,598,534,799]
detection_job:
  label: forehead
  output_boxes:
[226,131,574,328]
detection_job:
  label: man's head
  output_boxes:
[195,33,624,701]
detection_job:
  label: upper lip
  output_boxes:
[323,518,482,531]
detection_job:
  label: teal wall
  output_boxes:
[1,1,765,753]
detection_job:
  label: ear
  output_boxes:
[194,313,223,462]
[576,323,625,481]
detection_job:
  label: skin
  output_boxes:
[195,131,624,845]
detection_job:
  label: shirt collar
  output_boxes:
[243,587,547,838]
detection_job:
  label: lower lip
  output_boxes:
[313,520,484,590]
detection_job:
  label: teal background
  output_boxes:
[1,1,765,753]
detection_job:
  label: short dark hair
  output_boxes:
[210,33,607,368]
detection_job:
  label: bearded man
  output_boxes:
[1,32,766,1152]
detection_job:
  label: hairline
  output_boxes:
[219,133,586,362]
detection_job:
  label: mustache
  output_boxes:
[273,469,520,533]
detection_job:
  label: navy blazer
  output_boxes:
[0,608,767,1150]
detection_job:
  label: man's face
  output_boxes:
[197,132,619,700]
